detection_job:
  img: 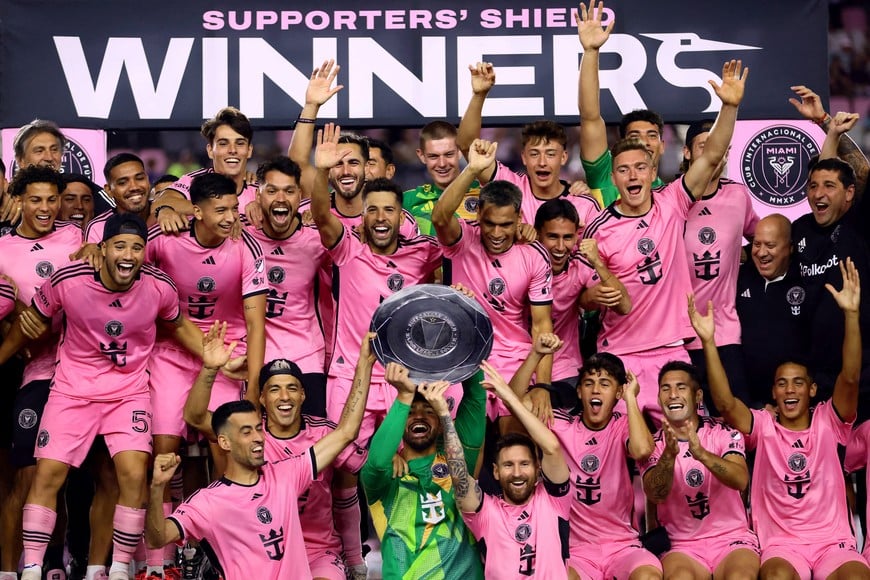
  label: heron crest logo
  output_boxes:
[741,125,818,207]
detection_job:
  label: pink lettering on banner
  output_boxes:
[201,9,464,31]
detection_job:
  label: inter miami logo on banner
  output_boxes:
[742,125,819,208]
[10,137,95,182]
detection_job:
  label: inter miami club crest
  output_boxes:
[698,227,717,245]
[197,276,216,293]
[787,286,806,316]
[257,506,272,524]
[464,197,479,214]
[580,454,600,474]
[637,237,656,256]
[514,523,532,542]
[268,266,285,285]
[104,320,124,337]
[35,261,54,279]
[18,408,37,429]
[488,277,506,297]
[387,273,405,292]
[432,462,449,478]
[37,429,50,448]
[787,452,807,473]
[11,137,95,182]
[685,468,705,488]
[741,125,818,208]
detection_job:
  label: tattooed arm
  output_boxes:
[686,421,748,491]
[418,381,483,513]
[642,423,678,504]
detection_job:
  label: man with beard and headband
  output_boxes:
[361,361,487,580]
[146,328,375,580]
[85,153,156,243]
[641,360,759,579]
[182,325,372,580]
[550,353,660,580]
[693,258,870,579]
[441,336,572,579]
[0,213,207,580]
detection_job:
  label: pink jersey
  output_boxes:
[327,226,441,381]
[493,162,602,230]
[264,415,367,556]
[684,179,758,346]
[245,222,328,373]
[84,209,112,244]
[463,481,571,579]
[170,448,317,580]
[32,263,180,401]
[551,254,597,381]
[443,220,552,378]
[0,279,14,319]
[748,401,855,548]
[169,168,258,209]
[550,409,639,547]
[641,417,751,541]
[584,179,696,355]
[146,225,267,345]
[845,421,870,560]
[0,224,81,384]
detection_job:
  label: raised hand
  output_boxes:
[534,332,564,355]
[385,362,416,396]
[306,59,344,106]
[710,60,749,108]
[516,222,538,244]
[469,62,496,95]
[624,370,640,400]
[466,139,498,174]
[685,417,704,458]
[661,420,680,459]
[578,238,602,266]
[152,453,182,487]
[358,331,378,368]
[202,321,238,370]
[418,381,451,416]
[688,294,716,343]
[826,257,861,313]
[576,1,614,51]
[450,283,476,300]
[313,123,351,170]
[480,359,510,394]
[829,112,860,136]
[788,85,826,121]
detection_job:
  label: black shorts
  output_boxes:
[11,379,51,467]
[0,357,25,449]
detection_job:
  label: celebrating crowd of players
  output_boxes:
[1,2,870,579]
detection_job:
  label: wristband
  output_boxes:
[292,115,316,130]
[813,113,831,126]
[154,205,173,218]
[528,383,554,393]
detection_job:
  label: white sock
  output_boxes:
[86,565,106,580]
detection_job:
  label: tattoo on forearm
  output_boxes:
[440,414,470,499]
[838,137,869,196]
[646,464,674,500]
[339,377,364,424]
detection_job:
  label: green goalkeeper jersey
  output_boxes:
[403,181,481,237]
[582,149,664,207]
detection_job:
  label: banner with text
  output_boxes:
[0,0,828,129]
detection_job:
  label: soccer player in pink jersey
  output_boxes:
[680,120,759,412]
[85,153,156,244]
[59,173,97,230]
[582,59,748,425]
[693,258,870,580]
[535,199,630,408]
[432,138,554,425]
[550,352,660,580]
[641,361,759,579]
[0,213,208,580]
[145,330,376,580]
[457,62,601,230]
[439,335,572,578]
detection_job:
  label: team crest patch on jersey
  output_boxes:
[685,468,704,487]
[387,273,405,292]
[104,320,124,337]
[514,523,532,542]
[431,462,449,478]
[197,276,216,293]
[35,260,54,279]
[741,125,817,208]
[488,277,506,296]
[37,429,49,448]
[637,237,656,256]
[268,266,285,285]
[786,287,805,306]
[787,452,807,472]
[18,408,37,429]
[698,227,717,245]
[580,454,600,474]
[257,506,272,524]
[464,197,479,213]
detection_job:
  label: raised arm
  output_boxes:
[310,123,349,248]
[624,370,654,460]
[182,322,238,439]
[577,1,615,163]
[288,59,344,197]
[829,258,862,421]
[689,295,753,434]
[642,422,678,503]
[456,62,497,182]
[683,60,748,197]
[577,238,631,314]
[685,418,748,491]
[145,453,183,548]
[242,293,267,403]
[432,138,497,246]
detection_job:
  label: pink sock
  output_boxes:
[22,504,57,567]
[333,487,363,566]
[112,505,146,565]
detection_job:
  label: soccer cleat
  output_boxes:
[21,565,42,580]
[108,571,129,580]
[46,570,67,580]
[180,546,205,580]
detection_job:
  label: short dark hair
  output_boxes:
[62,173,101,196]
[201,107,253,143]
[610,138,653,167]
[534,198,579,230]
[211,400,257,437]
[478,180,522,214]
[521,120,567,148]
[366,138,394,165]
[256,156,302,185]
[8,165,64,197]
[338,134,369,163]
[773,359,814,384]
[579,352,627,385]
[154,174,179,188]
[808,157,856,190]
[190,172,237,204]
[362,178,403,205]
[103,152,145,182]
[419,121,457,149]
[619,110,664,138]
[13,120,65,162]
[494,432,538,464]
[658,360,701,389]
